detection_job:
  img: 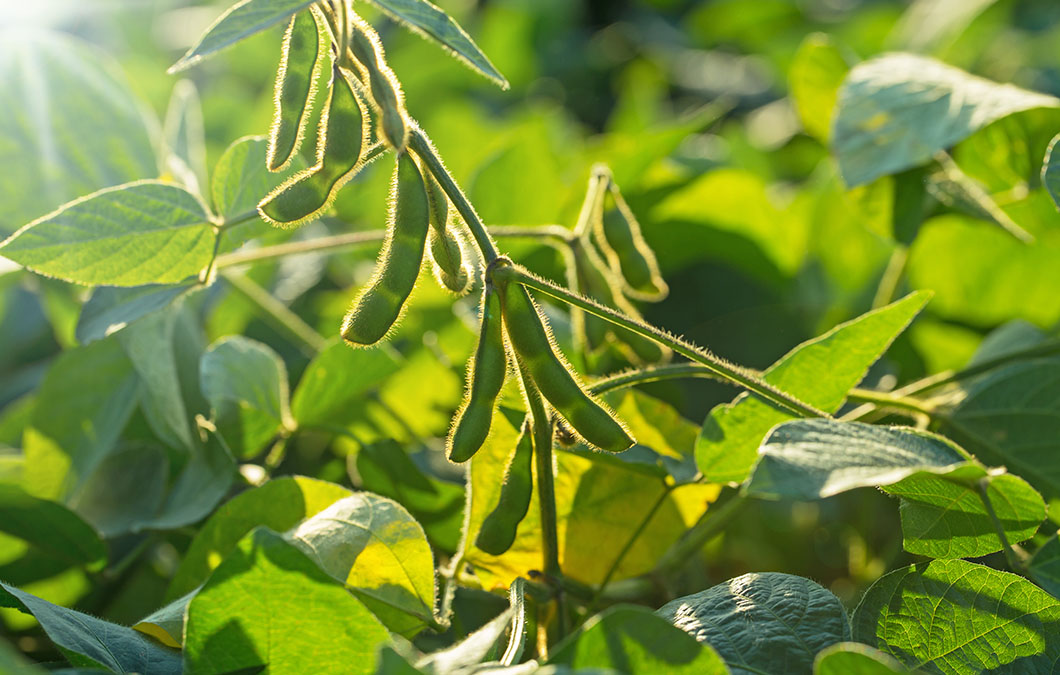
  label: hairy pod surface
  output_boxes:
[258,67,367,227]
[447,284,508,462]
[423,162,472,294]
[348,14,409,151]
[266,8,324,172]
[475,419,534,555]
[598,186,669,301]
[341,152,430,346]
[498,281,633,453]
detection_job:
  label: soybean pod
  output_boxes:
[475,419,534,555]
[341,152,430,346]
[497,275,634,453]
[447,283,508,462]
[347,14,409,151]
[267,8,324,172]
[424,165,472,295]
[258,67,367,227]
[598,184,669,301]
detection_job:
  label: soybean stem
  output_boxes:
[221,271,327,356]
[498,264,828,419]
[871,244,908,310]
[845,387,937,417]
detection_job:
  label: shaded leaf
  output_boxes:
[67,443,168,537]
[163,79,208,194]
[134,590,195,648]
[657,573,850,675]
[76,283,198,345]
[0,181,216,286]
[1030,534,1060,598]
[291,338,401,428]
[149,431,236,531]
[852,559,1060,673]
[1044,133,1060,211]
[0,484,105,571]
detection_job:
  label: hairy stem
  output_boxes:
[221,271,327,356]
[494,263,828,419]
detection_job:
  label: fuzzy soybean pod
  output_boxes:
[258,68,367,227]
[446,284,508,462]
[348,15,409,151]
[498,279,634,453]
[475,419,534,555]
[341,152,430,346]
[266,8,324,172]
[598,185,669,301]
[424,165,472,294]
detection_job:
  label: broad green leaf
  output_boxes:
[292,338,401,428]
[76,283,198,345]
[162,80,208,195]
[413,606,513,673]
[697,291,930,484]
[852,559,1060,673]
[746,419,973,500]
[287,493,437,636]
[134,591,195,648]
[549,605,728,674]
[1030,534,1060,598]
[200,335,294,458]
[167,475,350,600]
[1044,134,1060,211]
[0,31,158,236]
[613,390,698,462]
[0,181,216,286]
[789,33,849,143]
[833,53,1059,186]
[949,358,1060,498]
[657,573,850,675]
[0,581,181,674]
[889,0,1000,53]
[0,485,105,571]
[149,431,236,531]
[365,0,508,89]
[184,528,389,674]
[67,443,168,537]
[886,472,1046,559]
[907,216,1060,327]
[23,338,140,501]
[170,0,316,73]
[356,441,465,553]
[814,643,907,674]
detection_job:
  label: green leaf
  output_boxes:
[852,559,1060,673]
[0,181,216,286]
[133,590,195,648]
[413,606,513,673]
[169,0,316,73]
[183,528,389,674]
[1030,533,1060,598]
[949,358,1060,498]
[657,573,850,674]
[163,80,208,194]
[200,335,294,459]
[833,53,1059,186]
[814,643,907,674]
[0,485,105,571]
[167,475,350,600]
[356,441,465,553]
[23,338,140,501]
[886,472,1045,559]
[0,581,180,674]
[364,0,509,89]
[149,431,236,531]
[1043,134,1060,211]
[549,605,728,674]
[697,291,930,484]
[0,31,158,236]
[746,419,973,500]
[76,283,199,345]
[67,443,168,537]
[291,338,401,428]
[788,33,849,143]
[287,493,437,636]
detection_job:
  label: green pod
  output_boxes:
[499,282,633,453]
[341,152,430,346]
[348,15,409,151]
[447,284,508,462]
[259,68,367,227]
[266,8,324,172]
[598,186,669,301]
[475,419,534,555]
[423,165,472,294]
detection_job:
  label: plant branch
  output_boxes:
[871,244,908,309]
[221,271,327,356]
[845,387,937,417]
[653,492,748,578]
[216,230,387,268]
[493,263,828,419]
